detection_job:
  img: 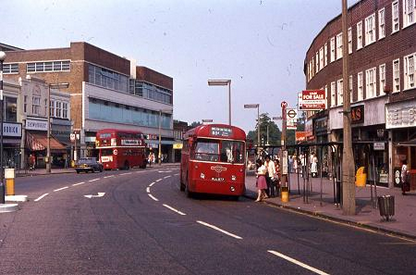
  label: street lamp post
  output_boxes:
[0,51,6,203]
[46,82,69,174]
[208,79,232,125]
[244,104,260,149]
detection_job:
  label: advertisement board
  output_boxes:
[299,90,326,110]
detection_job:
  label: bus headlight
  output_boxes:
[230,186,235,192]
[231,175,236,181]
[200,173,205,179]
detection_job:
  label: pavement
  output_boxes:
[4,164,416,240]
[244,171,416,240]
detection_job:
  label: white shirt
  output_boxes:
[265,160,276,178]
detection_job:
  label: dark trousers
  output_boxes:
[266,177,276,197]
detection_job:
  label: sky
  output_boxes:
[1,0,352,133]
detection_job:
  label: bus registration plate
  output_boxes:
[212,177,225,182]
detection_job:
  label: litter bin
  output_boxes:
[5,168,15,196]
[281,186,289,203]
[378,195,395,221]
[355,166,367,187]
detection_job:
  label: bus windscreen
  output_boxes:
[193,139,244,163]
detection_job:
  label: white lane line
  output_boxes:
[164,175,171,179]
[156,179,162,182]
[196,220,242,240]
[148,194,159,201]
[174,173,180,176]
[104,175,115,179]
[72,181,85,186]
[149,182,156,187]
[267,250,330,275]
[163,204,186,216]
[34,193,49,202]
[146,187,151,193]
[120,172,132,176]
[88,178,100,182]
[54,186,69,192]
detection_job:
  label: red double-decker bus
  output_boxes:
[180,124,246,199]
[96,129,147,170]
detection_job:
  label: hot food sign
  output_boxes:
[299,90,326,110]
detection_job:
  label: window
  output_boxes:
[404,54,415,89]
[325,85,328,108]
[379,8,386,39]
[349,75,353,103]
[23,95,28,113]
[331,81,336,107]
[44,99,48,117]
[312,58,315,76]
[88,64,129,93]
[393,59,400,92]
[337,79,343,105]
[63,102,68,119]
[330,37,336,62]
[358,72,364,101]
[348,27,352,54]
[319,47,324,70]
[365,14,376,45]
[56,101,62,118]
[26,60,70,73]
[392,1,400,33]
[324,43,328,67]
[50,100,55,117]
[316,52,319,72]
[357,21,363,50]
[336,33,343,59]
[379,64,386,94]
[365,67,377,98]
[5,97,17,122]
[403,0,415,27]
[3,63,18,74]
[32,96,41,115]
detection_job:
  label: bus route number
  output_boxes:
[211,127,233,137]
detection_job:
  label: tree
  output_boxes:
[247,113,281,146]
[189,121,202,128]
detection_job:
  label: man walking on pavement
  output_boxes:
[265,155,277,197]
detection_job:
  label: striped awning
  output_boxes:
[26,132,67,151]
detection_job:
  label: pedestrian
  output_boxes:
[293,154,298,174]
[311,153,318,178]
[265,155,277,197]
[255,159,268,202]
[29,153,36,170]
[273,159,281,196]
[148,152,154,167]
[401,160,410,195]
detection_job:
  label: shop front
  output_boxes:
[386,99,416,190]
[25,118,67,169]
[2,122,22,169]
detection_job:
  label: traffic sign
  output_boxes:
[70,133,76,142]
[287,109,297,119]
[281,101,288,108]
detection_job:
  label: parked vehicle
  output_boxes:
[75,157,103,173]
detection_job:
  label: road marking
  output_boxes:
[54,186,69,192]
[88,178,100,182]
[196,220,242,240]
[149,182,156,187]
[120,172,132,176]
[267,250,330,275]
[163,204,186,216]
[84,192,105,199]
[164,175,171,179]
[148,194,159,201]
[104,175,115,179]
[34,193,49,202]
[72,181,85,186]
[146,187,151,193]
[174,173,180,176]
[156,179,162,182]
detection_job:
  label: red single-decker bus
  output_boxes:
[96,129,147,170]
[180,124,246,198]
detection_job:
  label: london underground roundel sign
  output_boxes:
[113,149,118,155]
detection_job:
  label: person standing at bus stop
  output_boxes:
[402,160,410,195]
[265,155,276,197]
[255,159,268,202]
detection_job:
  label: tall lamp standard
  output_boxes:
[46,82,69,174]
[0,51,6,203]
[244,104,260,150]
[208,79,232,125]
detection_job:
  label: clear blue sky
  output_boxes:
[1,0,354,132]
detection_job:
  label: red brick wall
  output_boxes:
[136,66,173,91]
[305,0,416,106]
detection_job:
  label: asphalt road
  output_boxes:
[1,166,415,275]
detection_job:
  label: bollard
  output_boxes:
[281,186,289,203]
[5,168,15,196]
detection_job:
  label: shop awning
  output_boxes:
[26,132,67,151]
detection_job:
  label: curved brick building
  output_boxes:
[304,0,416,188]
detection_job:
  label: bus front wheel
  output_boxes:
[123,161,130,170]
[185,183,193,198]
